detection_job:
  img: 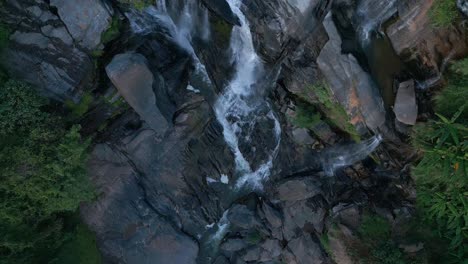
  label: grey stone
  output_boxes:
[317,13,386,133]
[228,205,258,230]
[292,128,316,145]
[41,25,74,45]
[10,32,49,48]
[50,0,113,49]
[394,80,418,125]
[276,178,321,202]
[220,239,248,252]
[288,234,326,264]
[81,144,199,264]
[106,53,169,134]
[261,202,282,228]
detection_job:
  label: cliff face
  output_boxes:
[1,0,466,263]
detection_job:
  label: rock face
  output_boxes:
[201,0,240,25]
[0,0,428,263]
[387,0,468,83]
[81,144,199,264]
[106,53,169,133]
[317,13,386,133]
[0,0,112,100]
[394,80,418,125]
[50,0,113,50]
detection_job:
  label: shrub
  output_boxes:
[101,15,121,45]
[429,0,459,27]
[409,57,468,262]
[0,80,94,263]
[65,92,94,120]
[412,107,468,260]
[0,23,9,51]
[292,103,322,129]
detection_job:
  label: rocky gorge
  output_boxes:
[0,0,467,263]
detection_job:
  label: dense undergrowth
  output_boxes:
[429,0,460,27]
[0,79,100,263]
[411,59,468,262]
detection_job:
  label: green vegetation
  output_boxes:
[118,0,155,10]
[101,16,121,45]
[411,59,468,261]
[429,0,459,27]
[0,23,9,51]
[348,214,411,264]
[0,80,98,263]
[65,92,94,120]
[292,103,321,129]
[51,223,102,264]
[213,19,233,44]
[302,82,360,141]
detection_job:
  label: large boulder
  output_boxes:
[317,13,386,133]
[394,80,418,125]
[387,0,468,83]
[50,0,113,50]
[81,144,199,264]
[106,53,169,134]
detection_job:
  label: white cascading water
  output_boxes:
[127,0,212,88]
[214,0,281,190]
[321,134,382,176]
[356,0,397,46]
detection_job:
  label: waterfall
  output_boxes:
[321,135,382,176]
[355,0,398,46]
[214,0,281,190]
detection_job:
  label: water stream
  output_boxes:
[213,0,281,191]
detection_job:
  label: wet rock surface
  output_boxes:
[1,0,461,263]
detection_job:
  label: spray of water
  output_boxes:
[321,135,382,176]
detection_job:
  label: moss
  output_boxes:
[246,230,263,244]
[213,19,233,43]
[292,103,322,129]
[101,15,121,45]
[51,224,102,264]
[304,83,360,142]
[319,233,332,256]
[429,0,459,27]
[65,92,94,119]
[118,0,155,10]
[0,23,10,51]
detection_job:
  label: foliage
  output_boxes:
[51,223,102,264]
[412,107,468,260]
[0,23,9,51]
[350,214,409,264]
[213,19,233,44]
[429,0,459,27]
[0,80,49,138]
[305,83,360,141]
[101,15,121,45]
[292,103,321,129]
[0,80,94,263]
[65,92,94,120]
[435,59,468,122]
[358,214,391,242]
[118,0,155,10]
